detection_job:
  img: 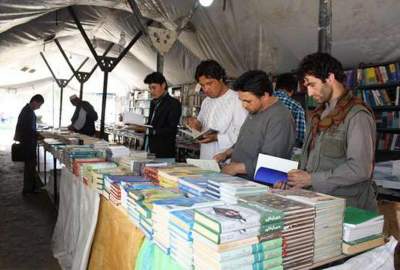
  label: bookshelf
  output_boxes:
[129,89,151,122]
[346,62,400,162]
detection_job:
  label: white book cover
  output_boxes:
[186,158,220,172]
[254,153,298,185]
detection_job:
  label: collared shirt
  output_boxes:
[198,89,247,159]
[273,90,306,146]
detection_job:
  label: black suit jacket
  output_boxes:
[147,93,181,158]
[14,104,37,160]
[71,101,98,136]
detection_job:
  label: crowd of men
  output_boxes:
[15,52,377,210]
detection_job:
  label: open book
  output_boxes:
[123,111,153,128]
[254,153,298,185]
[186,158,220,172]
[180,125,218,140]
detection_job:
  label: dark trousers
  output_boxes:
[23,160,38,192]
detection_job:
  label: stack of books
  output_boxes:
[89,167,126,193]
[128,188,182,238]
[169,209,198,269]
[104,175,149,206]
[240,193,315,270]
[207,177,269,203]
[105,145,130,159]
[72,158,105,176]
[126,184,160,226]
[151,197,222,254]
[342,207,385,255]
[157,165,213,189]
[178,175,211,197]
[80,162,117,187]
[192,202,284,270]
[273,189,345,262]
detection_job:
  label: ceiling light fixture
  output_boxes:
[199,0,214,7]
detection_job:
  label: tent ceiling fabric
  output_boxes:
[0,0,400,94]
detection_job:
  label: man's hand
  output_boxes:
[213,151,228,163]
[273,181,288,190]
[185,117,202,131]
[197,132,218,144]
[67,125,75,132]
[221,162,245,176]
[287,169,311,189]
[131,124,146,133]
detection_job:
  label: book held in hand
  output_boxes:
[180,125,218,140]
[254,153,298,185]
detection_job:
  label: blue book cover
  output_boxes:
[179,185,204,197]
[170,209,195,231]
[124,183,159,192]
[254,154,298,185]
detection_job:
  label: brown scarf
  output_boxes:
[308,90,372,150]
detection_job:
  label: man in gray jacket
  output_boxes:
[214,70,296,179]
[286,52,377,211]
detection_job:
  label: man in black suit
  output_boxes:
[139,72,181,158]
[68,95,98,136]
[14,94,44,194]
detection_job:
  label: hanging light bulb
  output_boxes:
[199,0,214,7]
[118,31,126,47]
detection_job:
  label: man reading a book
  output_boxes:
[214,70,295,179]
[283,52,377,211]
[140,72,181,158]
[186,60,247,159]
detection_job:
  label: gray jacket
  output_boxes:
[300,104,378,211]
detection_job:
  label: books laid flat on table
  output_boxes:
[343,207,384,242]
[342,235,385,255]
[272,189,345,263]
[254,153,298,185]
[180,125,218,140]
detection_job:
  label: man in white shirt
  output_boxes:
[186,60,247,159]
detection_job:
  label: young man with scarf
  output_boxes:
[285,52,377,211]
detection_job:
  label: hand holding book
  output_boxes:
[287,169,311,189]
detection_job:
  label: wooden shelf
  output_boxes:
[377,128,400,133]
[372,105,400,111]
[375,150,400,162]
[355,81,400,90]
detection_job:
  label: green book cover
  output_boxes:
[344,207,380,225]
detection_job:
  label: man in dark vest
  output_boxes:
[14,94,44,194]
[284,52,377,211]
[139,72,181,158]
[68,95,98,136]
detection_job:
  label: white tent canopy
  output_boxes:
[0,0,400,96]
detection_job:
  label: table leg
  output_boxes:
[44,150,47,185]
[53,156,58,205]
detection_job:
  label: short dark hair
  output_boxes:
[275,73,297,93]
[233,70,273,97]
[195,59,226,82]
[297,52,345,83]
[30,94,44,104]
[144,72,168,88]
